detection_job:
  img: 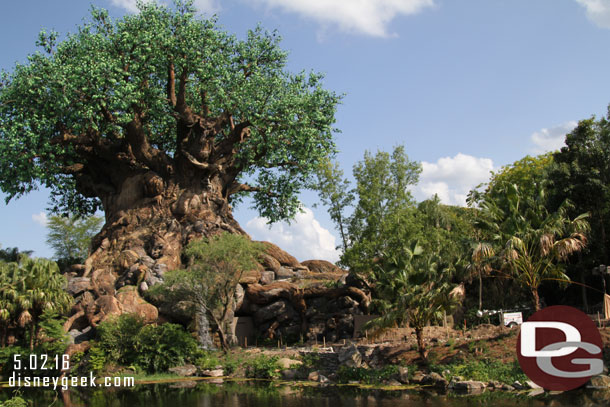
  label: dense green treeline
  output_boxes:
[316,110,610,334]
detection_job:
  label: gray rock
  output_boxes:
[588,374,610,388]
[385,379,402,386]
[450,381,486,393]
[168,364,197,377]
[422,372,448,389]
[526,380,541,389]
[308,371,320,382]
[140,255,155,268]
[512,381,527,390]
[487,380,502,389]
[152,263,168,276]
[318,374,330,384]
[139,281,149,292]
[397,366,410,384]
[338,343,362,368]
[529,389,544,397]
[275,267,296,280]
[68,326,93,344]
[254,300,289,323]
[411,371,425,384]
[260,271,276,285]
[201,369,224,377]
[67,277,91,296]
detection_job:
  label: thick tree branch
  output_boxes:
[227,182,278,197]
[125,113,172,175]
[183,150,223,172]
[167,61,177,107]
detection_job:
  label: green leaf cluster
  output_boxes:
[94,314,200,374]
[0,257,72,349]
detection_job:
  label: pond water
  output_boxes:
[3,380,610,407]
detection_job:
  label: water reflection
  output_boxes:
[3,380,610,407]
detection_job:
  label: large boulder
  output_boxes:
[301,260,343,274]
[168,364,197,377]
[259,241,301,268]
[115,286,158,323]
[337,343,362,368]
[254,300,289,324]
[66,277,92,296]
[260,253,281,271]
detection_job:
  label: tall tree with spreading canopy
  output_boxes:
[0,1,340,277]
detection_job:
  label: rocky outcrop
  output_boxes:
[258,241,301,268]
[301,260,344,274]
[63,238,368,346]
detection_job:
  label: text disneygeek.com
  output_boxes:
[8,354,135,390]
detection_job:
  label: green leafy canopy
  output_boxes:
[0,0,341,221]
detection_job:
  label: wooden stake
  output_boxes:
[244,336,247,348]
[323,336,326,348]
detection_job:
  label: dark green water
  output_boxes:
[2,381,610,407]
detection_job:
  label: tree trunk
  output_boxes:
[1,325,6,348]
[531,288,541,312]
[478,269,483,311]
[414,326,428,361]
[29,322,36,351]
[85,170,244,276]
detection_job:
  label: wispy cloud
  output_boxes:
[412,153,495,206]
[530,121,577,153]
[32,212,48,227]
[576,0,610,28]
[245,207,340,262]
[245,0,435,37]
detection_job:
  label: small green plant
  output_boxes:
[87,346,107,373]
[244,355,281,379]
[300,352,321,369]
[336,365,399,384]
[430,359,527,383]
[0,394,28,407]
[195,351,222,370]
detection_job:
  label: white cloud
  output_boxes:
[412,153,495,206]
[245,207,340,263]
[245,0,435,37]
[530,121,577,153]
[108,0,220,14]
[576,0,610,28]
[108,0,154,13]
[32,212,48,227]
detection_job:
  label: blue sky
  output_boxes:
[2,0,610,262]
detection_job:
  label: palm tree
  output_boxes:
[0,258,72,349]
[478,182,589,311]
[467,241,495,311]
[366,241,460,361]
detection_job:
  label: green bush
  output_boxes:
[134,323,199,373]
[93,314,200,374]
[244,355,280,379]
[430,359,527,383]
[96,314,144,365]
